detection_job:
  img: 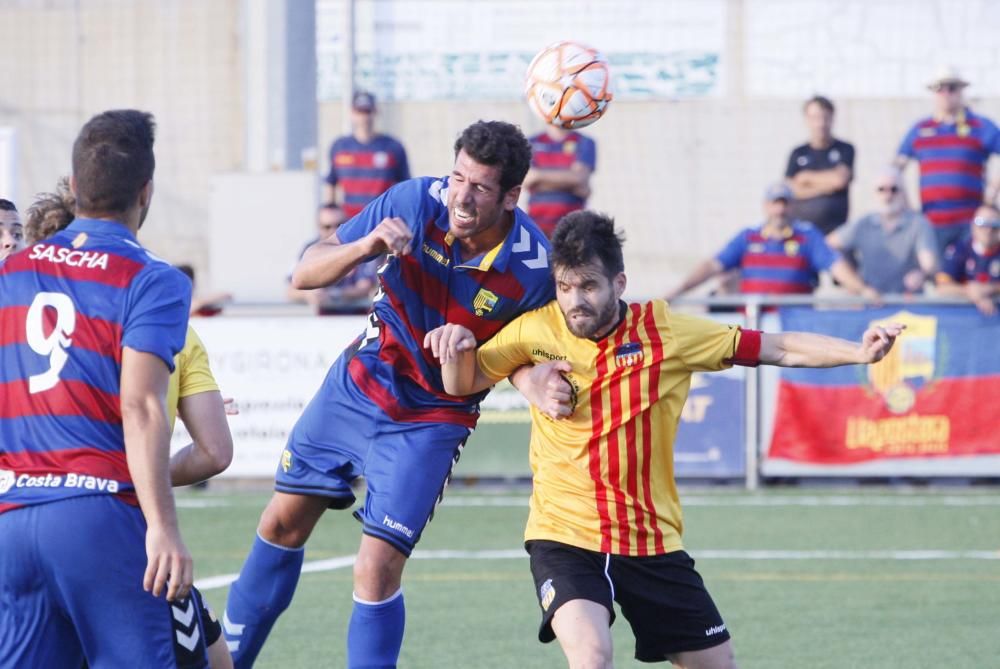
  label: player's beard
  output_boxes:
[564,296,619,339]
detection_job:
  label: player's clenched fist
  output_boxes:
[368,216,413,256]
[424,323,476,364]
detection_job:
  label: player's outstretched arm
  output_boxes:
[121,347,194,602]
[424,324,498,396]
[291,216,413,289]
[759,323,905,368]
[170,390,234,487]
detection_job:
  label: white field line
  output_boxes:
[177,494,1000,510]
[193,547,1000,591]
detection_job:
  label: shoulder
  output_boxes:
[833,138,854,151]
[788,143,809,157]
[379,134,407,151]
[793,221,825,239]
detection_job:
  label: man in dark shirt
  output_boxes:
[785,95,855,235]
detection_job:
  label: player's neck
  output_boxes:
[354,128,375,143]
[808,133,832,150]
[75,210,140,235]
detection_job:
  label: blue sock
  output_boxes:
[223,533,305,669]
[347,589,405,669]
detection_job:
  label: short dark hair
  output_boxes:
[804,95,835,115]
[319,202,341,214]
[454,121,532,194]
[71,109,156,216]
[25,177,75,244]
[175,264,195,281]
[0,198,16,212]
[551,210,625,277]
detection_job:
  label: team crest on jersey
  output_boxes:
[281,449,292,473]
[784,240,800,256]
[539,578,556,611]
[473,288,499,316]
[563,141,577,154]
[0,469,14,495]
[614,342,644,368]
[373,151,389,168]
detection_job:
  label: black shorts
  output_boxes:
[526,540,731,661]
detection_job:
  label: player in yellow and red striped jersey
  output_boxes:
[426,210,903,669]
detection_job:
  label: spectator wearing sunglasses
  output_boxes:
[936,203,1000,315]
[895,66,1000,254]
[826,167,939,294]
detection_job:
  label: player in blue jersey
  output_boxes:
[0,110,208,667]
[223,121,555,668]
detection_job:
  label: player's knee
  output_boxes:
[257,505,312,548]
[563,642,613,669]
[352,551,405,600]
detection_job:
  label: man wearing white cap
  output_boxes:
[895,66,1000,253]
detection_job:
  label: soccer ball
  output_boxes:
[524,41,613,130]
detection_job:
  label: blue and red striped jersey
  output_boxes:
[334,176,555,427]
[527,131,596,237]
[0,219,190,514]
[941,238,1000,284]
[326,134,410,219]
[715,221,837,294]
[898,109,1000,228]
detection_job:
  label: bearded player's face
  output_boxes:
[555,260,625,339]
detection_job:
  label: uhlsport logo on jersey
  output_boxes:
[0,469,14,495]
[614,342,644,368]
[473,288,499,316]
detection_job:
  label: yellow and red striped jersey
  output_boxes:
[478,299,745,556]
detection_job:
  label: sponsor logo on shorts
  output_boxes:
[705,623,727,637]
[0,472,120,494]
[382,514,414,539]
[281,449,292,473]
[0,470,14,495]
[539,578,556,612]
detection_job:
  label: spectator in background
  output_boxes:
[522,124,596,238]
[785,95,855,235]
[0,198,24,261]
[936,203,1000,315]
[666,183,878,301]
[322,90,410,218]
[827,167,939,294]
[176,264,233,317]
[286,203,378,314]
[24,178,74,244]
[895,66,1000,253]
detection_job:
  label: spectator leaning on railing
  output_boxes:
[665,182,879,303]
[826,167,939,295]
[935,203,1000,316]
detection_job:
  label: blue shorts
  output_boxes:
[0,495,208,668]
[275,356,472,556]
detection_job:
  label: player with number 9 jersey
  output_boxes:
[0,110,207,669]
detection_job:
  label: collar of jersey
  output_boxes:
[442,209,528,272]
[67,218,140,244]
[932,106,970,126]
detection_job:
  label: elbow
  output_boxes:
[202,435,234,477]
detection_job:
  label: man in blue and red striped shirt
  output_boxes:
[523,124,596,238]
[937,203,1000,315]
[896,67,1000,253]
[0,111,208,667]
[322,91,410,219]
[224,121,555,668]
[666,183,877,302]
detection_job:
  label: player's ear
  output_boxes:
[613,272,627,299]
[138,180,154,209]
[69,175,78,198]
[502,185,521,211]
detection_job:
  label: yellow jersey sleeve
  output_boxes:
[476,312,534,382]
[663,307,742,372]
[166,326,220,431]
